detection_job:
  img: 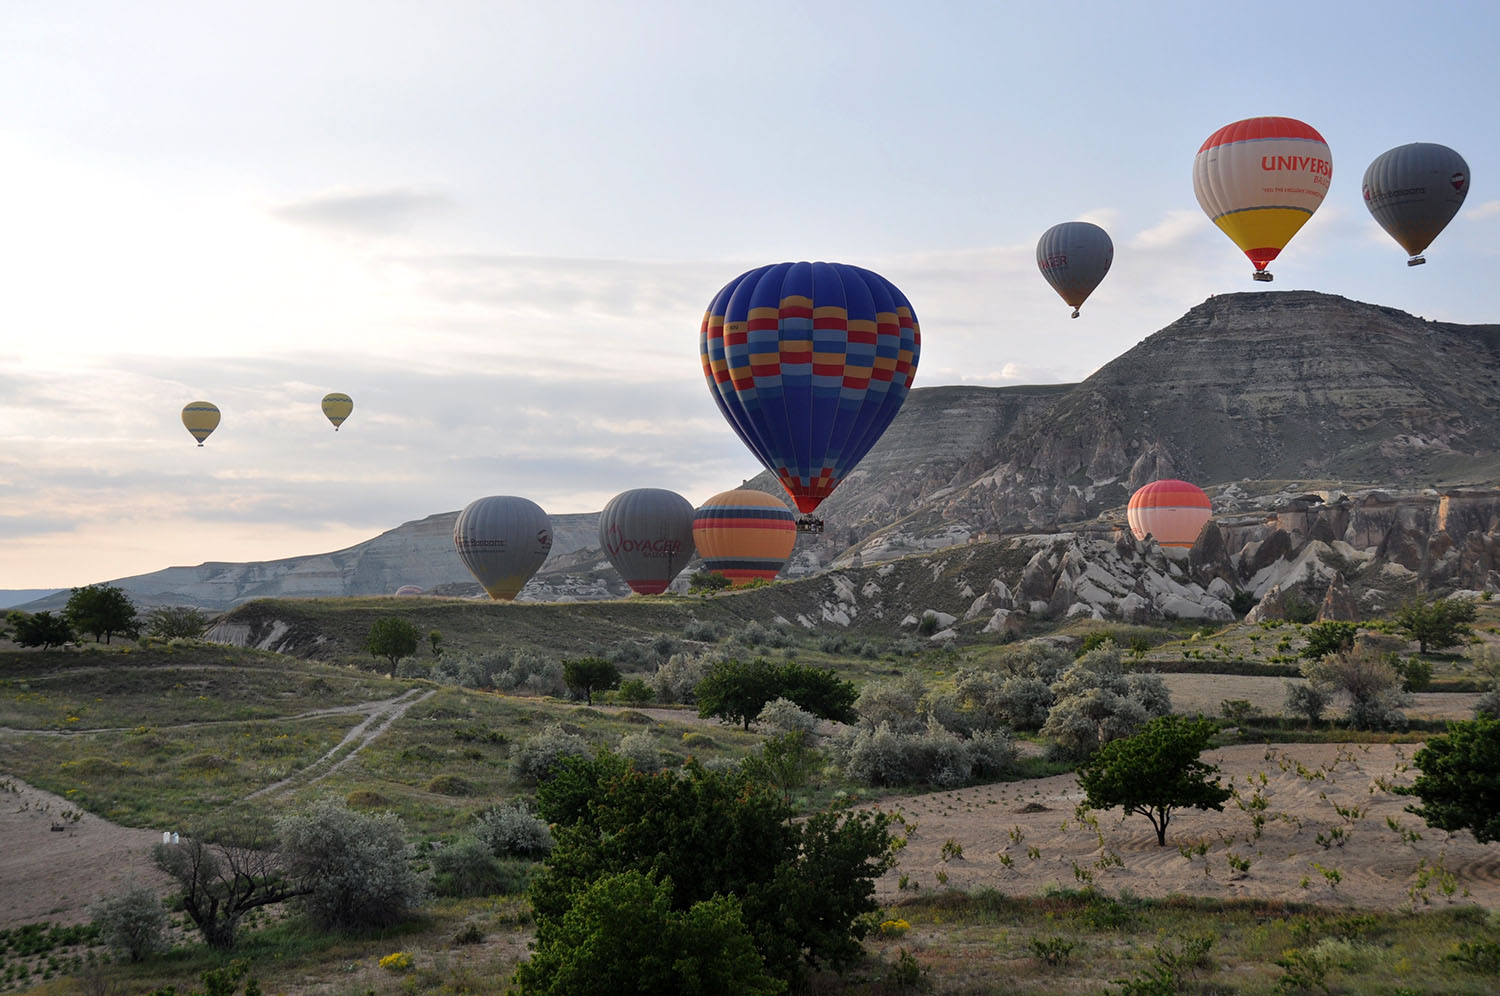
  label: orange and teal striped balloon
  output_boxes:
[691,489,796,586]
[700,263,919,515]
[1127,480,1212,549]
[1193,116,1331,280]
[181,401,220,447]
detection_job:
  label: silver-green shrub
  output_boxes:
[617,732,664,772]
[651,653,712,705]
[855,675,927,733]
[1040,642,1168,760]
[836,719,1016,788]
[90,884,167,962]
[474,800,553,859]
[512,723,590,784]
[757,697,820,738]
[275,798,425,929]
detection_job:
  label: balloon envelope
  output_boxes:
[700,262,920,515]
[394,585,424,596]
[453,496,553,601]
[599,488,696,595]
[1127,480,1212,549]
[321,393,353,430]
[1036,222,1113,317]
[691,489,796,586]
[181,401,220,446]
[1193,116,1331,277]
[1362,143,1469,262]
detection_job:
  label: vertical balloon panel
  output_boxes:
[453,496,553,601]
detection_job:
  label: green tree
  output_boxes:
[12,610,74,649]
[1393,595,1477,654]
[146,605,209,639]
[1300,621,1358,661]
[365,616,420,667]
[64,584,138,644]
[1399,716,1500,843]
[689,571,732,593]
[1076,716,1231,846]
[696,658,856,730]
[531,754,897,986]
[514,869,783,995]
[743,732,820,805]
[562,657,620,705]
[154,822,308,950]
[91,884,168,962]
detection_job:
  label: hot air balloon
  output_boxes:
[599,488,696,595]
[1036,222,1113,318]
[1127,480,1212,549]
[691,489,796,586]
[700,262,919,532]
[453,496,553,601]
[321,393,354,430]
[181,401,220,446]
[1362,143,1470,266]
[394,585,424,596]
[1193,116,1331,282]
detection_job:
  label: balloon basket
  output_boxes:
[1252,271,1274,283]
[1407,256,1426,267]
[796,516,824,535]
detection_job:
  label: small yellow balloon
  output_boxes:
[181,401,220,447]
[321,392,353,431]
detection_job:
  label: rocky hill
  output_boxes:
[23,291,1500,612]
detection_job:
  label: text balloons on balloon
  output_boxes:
[453,496,553,601]
[1193,116,1331,282]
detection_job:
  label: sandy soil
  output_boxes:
[0,776,173,927]
[1158,674,1480,721]
[875,741,1500,910]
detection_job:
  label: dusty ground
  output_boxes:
[1158,674,1480,721]
[0,776,172,927]
[876,741,1500,910]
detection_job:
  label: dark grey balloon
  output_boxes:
[599,488,696,595]
[1037,221,1114,318]
[453,495,552,601]
[1362,143,1470,264]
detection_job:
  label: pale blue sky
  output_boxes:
[2,0,1496,587]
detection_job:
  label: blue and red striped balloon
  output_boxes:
[699,262,920,515]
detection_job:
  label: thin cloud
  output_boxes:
[1129,210,1205,251]
[1466,200,1500,221]
[273,188,454,235]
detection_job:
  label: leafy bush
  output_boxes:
[513,724,591,784]
[12,610,74,649]
[562,657,620,705]
[681,618,723,641]
[689,571,732,593]
[513,870,781,995]
[1400,716,1500,843]
[430,837,534,898]
[1301,621,1359,661]
[651,653,712,704]
[616,678,654,704]
[145,606,209,640]
[493,652,566,697]
[474,800,553,859]
[276,798,425,930]
[426,774,476,796]
[836,719,1017,788]
[529,753,898,988]
[1041,642,1169,760]
[696,658,856,730]
[91,885,167,962]
[1303,649,1408,731]
[736,620,792,649]
[1285,680,1332,726]
[616,732,663,772]
[757,697,820,737]
[854,675,927,733]
[1396,656,1433,692]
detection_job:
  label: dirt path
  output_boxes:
[246,688,435,800]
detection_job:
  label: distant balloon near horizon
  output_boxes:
[1193,116,1331,282]
[321,393,353,430]
[1362,143,1470,266]
[453,496,553,601]
[700,262,919,518]
[1036,222,1113,318]
[599,488,696,595]
[1127,479,1213,549]
[691,489,796,586]
[181,401,220,446]
[394,585,424,596]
